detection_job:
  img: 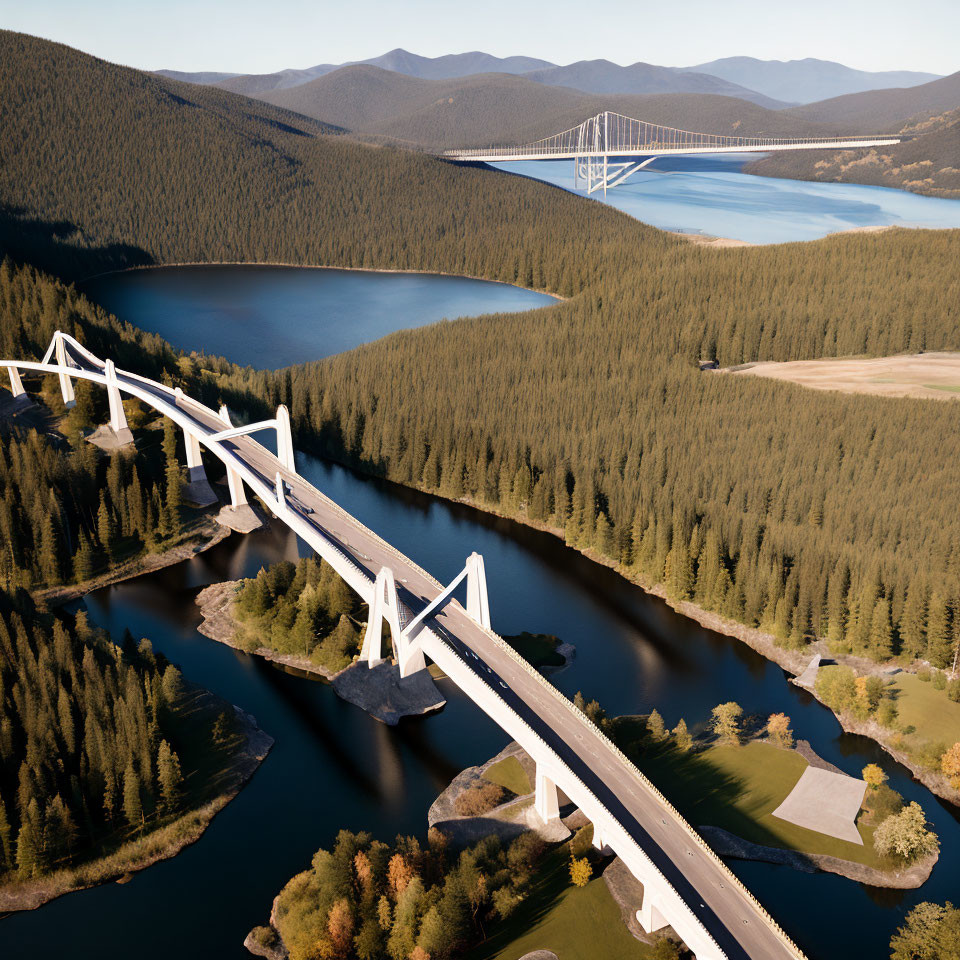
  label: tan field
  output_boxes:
[727,352,960,401]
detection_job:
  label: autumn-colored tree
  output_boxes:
[711,702,743,746]
[353,850,373,895]
[326,898,354,958]
[766,713,793,748]
[862,763,888,790]
[569,856,592,887]
[941,743,960,790]
[387,852,414,897]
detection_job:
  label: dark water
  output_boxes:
[82,265,557,369]
[4,269,958,960]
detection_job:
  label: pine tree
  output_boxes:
[156,739,184,814]
[97,492,115,564]
[647,708,666,741]
[672,718,693,752]
[122,761,143,830]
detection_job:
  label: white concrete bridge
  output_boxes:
[443,109,902,193]
[3,333,808,960]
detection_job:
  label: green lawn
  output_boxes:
[467,849,659,960]
[611,722,885,868]
[484,756,532,796]
[889,673,960,746]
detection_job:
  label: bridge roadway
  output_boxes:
[29,341,802,960]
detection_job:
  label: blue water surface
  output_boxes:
[489,155,960,244]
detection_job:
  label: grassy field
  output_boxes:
[611,723,885,867]
[467,848,659,960]
[484,755,532,796]
[889,673,960,747]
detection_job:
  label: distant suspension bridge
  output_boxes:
[442,110,902,194]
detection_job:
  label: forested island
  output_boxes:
[0,590,271,910]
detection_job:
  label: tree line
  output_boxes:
[0,589,191,880]
[234,557,365,672]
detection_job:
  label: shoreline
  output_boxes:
[194,579,447,724]
[0,688,273,913]
[34,514,231,607]
[77,260,567,303]
[307,459,960,811]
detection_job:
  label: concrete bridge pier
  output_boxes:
[534,765,561,822]
[6,367,32,410]
[54,334,75,408]
[214,404,265,533]
[85,360,136,450]
[181,427,218,507]
[361,566,402,667]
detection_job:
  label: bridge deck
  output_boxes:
[19,342,804,960]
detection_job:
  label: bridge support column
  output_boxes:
[276,404,295,472]
[361,566,403,667]
[636,890,671,934]
[592,822,612,855]
[534,765,560,822]
[54,334,75,408]
[465,551,490,629]
[181,427,218,507]
[213,404,264,533]
[6,367,32,410]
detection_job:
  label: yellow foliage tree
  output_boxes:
[940,743,960,789]
[569,856,592,887]
[862,763,888,790]
[766,713,793,748]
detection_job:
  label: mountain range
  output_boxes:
[249,65,844,150]
[157,49,943,107]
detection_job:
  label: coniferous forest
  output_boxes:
[0,589,216,882]
[2,30,959,676]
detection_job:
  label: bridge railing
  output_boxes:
[441,109,899,159]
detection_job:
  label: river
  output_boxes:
[4,260,957,960]
[489,155,960,244]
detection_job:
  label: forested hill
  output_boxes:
[0,30,651,289]
[783,69,960,130]
[247,64,840,149]
[745,108,960,198]
[4,31,960,690]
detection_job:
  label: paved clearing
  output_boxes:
[728,352,960,401]
[772,767,867,845]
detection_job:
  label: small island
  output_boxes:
[0,591,272,911]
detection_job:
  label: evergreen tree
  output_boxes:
[122,761,143,830]
[156,740,184,814]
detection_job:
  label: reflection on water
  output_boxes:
[489,156,960,244]
[81,265,558,370]
[5,452,959,960]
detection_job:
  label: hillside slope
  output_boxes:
[4,31,960,746]
[0,30,648,290]
[522,59,784,107]
[687,57,941,105]
[745,108,960,197]
[784,69,960,129]
[258,64,841,149]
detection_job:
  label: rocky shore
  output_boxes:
[195,580,446,724]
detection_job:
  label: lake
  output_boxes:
[82,265,557,369]
[489,155,960,244]
[4,266,957,960]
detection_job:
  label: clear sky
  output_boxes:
[2,0,957,76]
